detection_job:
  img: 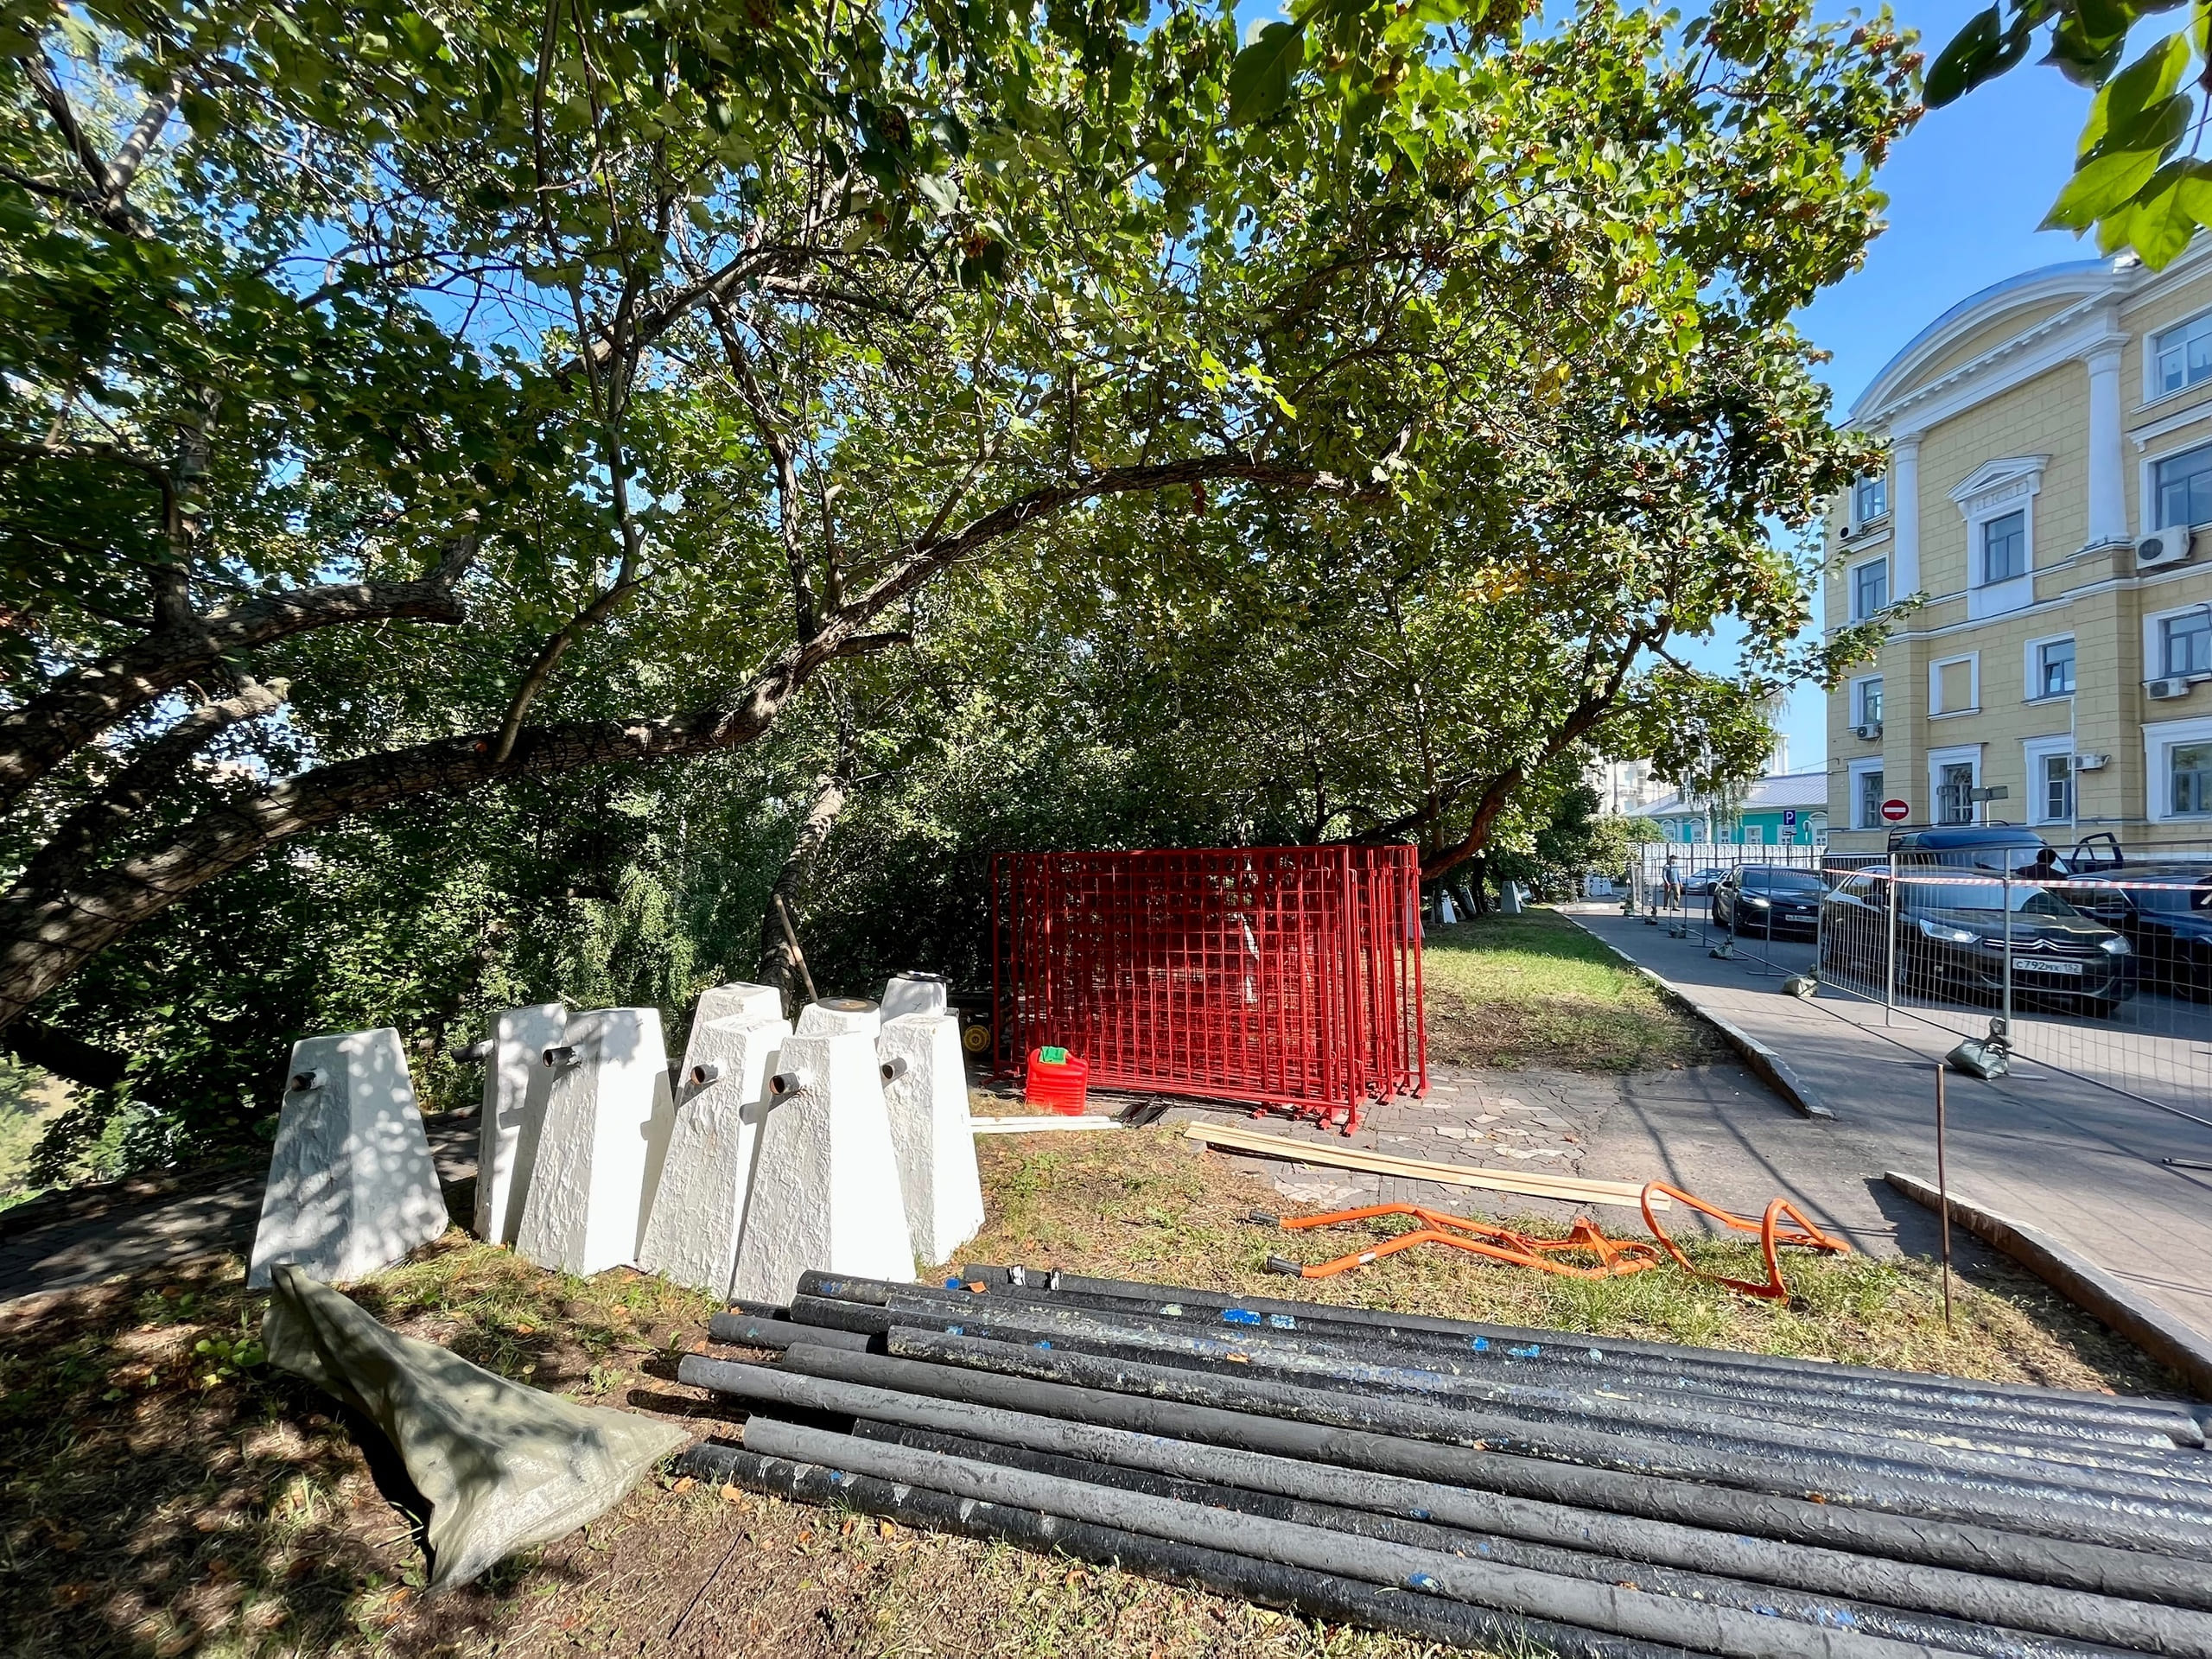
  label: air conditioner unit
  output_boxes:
[2148,676,2192,700]
[1852,721,1883,741]
[2137,525,2195,570]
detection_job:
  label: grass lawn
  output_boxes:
[0,1123,2179,1659]
[1421,908,1723,1072]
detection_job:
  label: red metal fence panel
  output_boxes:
[990,846,1426,1129]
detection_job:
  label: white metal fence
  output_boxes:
[1615,841,2212,1121]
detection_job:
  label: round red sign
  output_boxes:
[1880,798,1910,823]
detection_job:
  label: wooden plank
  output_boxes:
[1181,1122,1667,1211]
[970,1115,1124,1135]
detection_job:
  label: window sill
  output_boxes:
[1929,708,1982,720]
[2134,383,2212,417]
[2022,692,2076,706]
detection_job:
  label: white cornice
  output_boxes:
[1948,454,2049,518]
[2130,396,2212,450]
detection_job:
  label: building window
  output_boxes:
[2174,743,2212,815]
[2154,314,2212,397]
[1850,557,1888,620]
[2163,610,2212,678]
[2036,639,2075,697]
[1853,677,1883,728]
[2155,442,2212,530]
[2039,753,2073,823]
[1936,760,1976,824]
[1980,510,2027,584]
[1853,475,1887,524]
[1932,654,1976,715]
[1854,768,1885,830]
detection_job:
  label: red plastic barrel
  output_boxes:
[1024,1046,1090,1115]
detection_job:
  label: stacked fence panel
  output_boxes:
[991,846,1425,1126]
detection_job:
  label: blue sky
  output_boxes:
[1719,0,2099,773]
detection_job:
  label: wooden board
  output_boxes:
[970,1115,1124,1135]
[1181,1122,1667,1211]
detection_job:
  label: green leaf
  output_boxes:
[2080,34,2190,157]
[1923,7,2000,107]
[1227,22,1305,128]
[2043,143,2167,230]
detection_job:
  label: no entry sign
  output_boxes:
[1881,798,1910,823]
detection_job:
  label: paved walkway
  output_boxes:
[1568,906,2212,1343]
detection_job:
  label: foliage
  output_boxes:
[1924,1,2212,267]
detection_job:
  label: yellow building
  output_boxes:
[1827,251,2212,853]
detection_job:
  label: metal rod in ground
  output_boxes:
[680,1442,1680,1659]
[935,1267,2206,1439]
[678,1352,2212,1652]
[1938,1060,1955,1331]
[873,1293,2211,1490]
[754,1344,2212,1610]
[858,1418,2154,1659]
[739,1415,1948,1659]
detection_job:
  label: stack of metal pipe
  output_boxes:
[676,1264,2212,1658]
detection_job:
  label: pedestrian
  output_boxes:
[1662,852,1682,911]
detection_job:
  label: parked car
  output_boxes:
[1681,866,1729,898]
[1886,825,2066,877]
[1820,871,2137,1014]
[2056,863,2212,1001]
[1712,865,1824,938]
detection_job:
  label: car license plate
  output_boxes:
[2013,958,2082,976]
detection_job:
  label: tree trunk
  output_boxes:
[756,768,849,1018]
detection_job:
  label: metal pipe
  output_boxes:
[884,1328,2212,1559]
[682,1441,1676,1659]
[759,1344,2212,1609]
[679,1354,2212,1650]
[807,1275,2197,1450]
[875,1301,2212,1501]
[1888,852,1900,1024]
[860,1420,2173,1659]
[706,1314,873,1352]
[939,1268,2202,1440]
[739,1416,1945,1659]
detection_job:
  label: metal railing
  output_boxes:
[1622,841,2212,1118]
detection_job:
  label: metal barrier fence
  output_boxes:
[1619,841,2212,1118]
[990,846,1427,1131]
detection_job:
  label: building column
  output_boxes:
[2086,343,2129,546]
[1891,433,1922,594]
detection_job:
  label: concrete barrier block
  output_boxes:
[878,1013,985,1265]
[879,974,948,1021]
[473,1002,568,1246]
[796,996,880,1039]
[730,1030,915,1303]
[513,1008,670,1276]
[248,1028,448,1289]
[637,1014,791,1294]
[694,982,785,1026]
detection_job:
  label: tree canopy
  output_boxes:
[2,0,1910,1165]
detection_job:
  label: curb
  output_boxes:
[1561,917,1834,1122]
[1885,1169,2212,1405]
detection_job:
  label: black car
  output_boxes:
[2057,863,2212,1000]
[1886,824,2067,877]
[1820,871,2137,1014]
[1681,866,1730,898]
[1712,866,1824,938]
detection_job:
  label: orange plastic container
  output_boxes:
[1023,1046,1090,1115]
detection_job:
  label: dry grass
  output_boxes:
[1,1124,2182,1659]
[1421,911,1725,1073]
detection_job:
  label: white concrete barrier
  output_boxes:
[796,996,880,1039]
[878,1013,984,1265]
[513,1008,671,1276]
[694,982,785,1027]
[879,974,948,1021]
[473,1001,567,1246]
[248,1028,448,1289]
[730,1029,915,1303]
[636,1014,790,1294]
